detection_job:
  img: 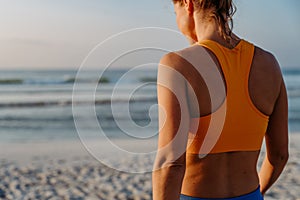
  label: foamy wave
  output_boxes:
[0,77,111,85]
[287,88,300,97]
[64,77,110,84]
[0,97,157,108]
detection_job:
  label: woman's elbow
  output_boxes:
[153,154,186,172]
[153,160,185,172]
[268,150,289,166]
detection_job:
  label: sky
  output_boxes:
[0,0,299,70]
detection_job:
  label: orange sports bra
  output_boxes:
[186,39,270,154]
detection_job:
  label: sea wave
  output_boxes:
[63,77,110,84]
[0,76,111,85]
[0,79,23,84]
[283,68,300,75]
[287,88,300,97]
[0,97,157,108]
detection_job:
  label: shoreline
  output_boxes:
[1,133,298,165]
[0,134,299,199]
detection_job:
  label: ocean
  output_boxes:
[0,68,299,143]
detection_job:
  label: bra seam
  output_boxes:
[185,148,261,153]
[191,100,226,119]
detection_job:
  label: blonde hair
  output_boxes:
[172,0,236,44]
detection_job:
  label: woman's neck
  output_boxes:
[193,13,240,48]
[194,17,220,42]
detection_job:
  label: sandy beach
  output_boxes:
[0,134,299,200]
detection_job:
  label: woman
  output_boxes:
[152,0,289,199]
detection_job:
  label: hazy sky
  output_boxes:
[0,0,299,69]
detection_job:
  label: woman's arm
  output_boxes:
[259,72,289,195]
[152,53,190,200]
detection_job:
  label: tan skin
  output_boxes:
[152,0,289,199]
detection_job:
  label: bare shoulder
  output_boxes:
[159,52,184,69]
[248,45,286,115]
[253,46,283,82]
[159,46,198,73]
[251,46,284,98]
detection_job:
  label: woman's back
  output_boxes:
[176,38,283,198]
[183,151,260,198]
